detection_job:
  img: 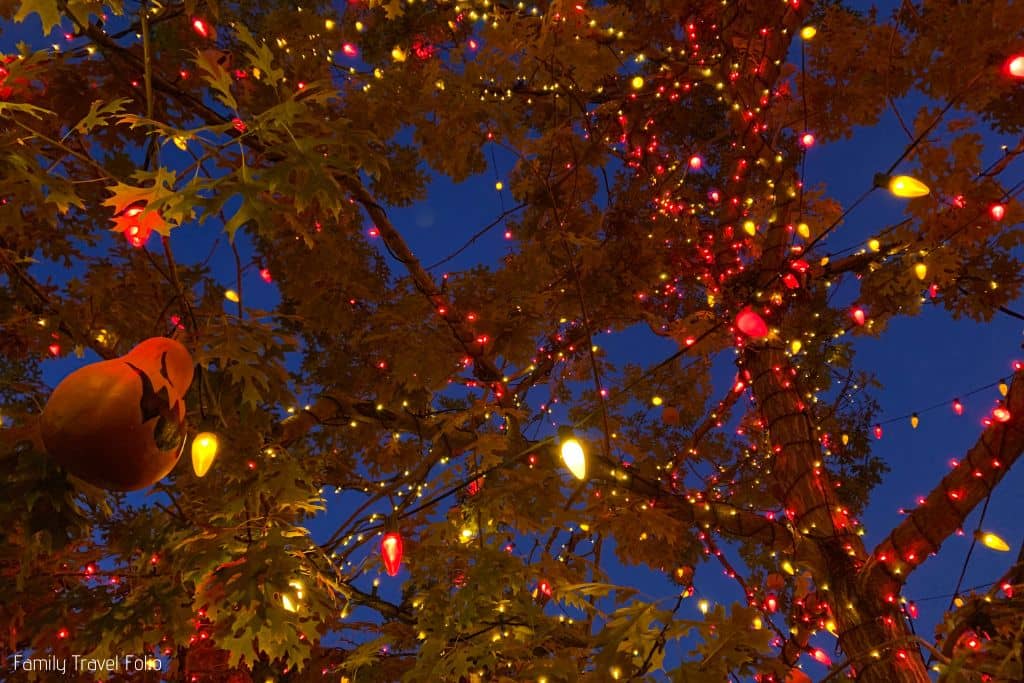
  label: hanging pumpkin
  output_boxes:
[40,337,194,491]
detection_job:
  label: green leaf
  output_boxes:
[194,49,238,110]
[69,98,132,137]
[0,101,55,119]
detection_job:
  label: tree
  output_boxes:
[1,0,1023,680]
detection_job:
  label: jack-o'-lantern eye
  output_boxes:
[126,361,174,424]
[159,351,172,385]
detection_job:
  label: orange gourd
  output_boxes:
[40,337,194,491]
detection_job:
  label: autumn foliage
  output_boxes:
[2,1,1024,682]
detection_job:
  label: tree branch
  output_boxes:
[860,367,1024,590]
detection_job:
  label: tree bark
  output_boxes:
[744,345,930,682]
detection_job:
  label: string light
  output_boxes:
[1004,54,1024,78]
[191,432,219,477]
[736,307,769,338]
[381,531,404,576]
[975,531,1010,552]
[559,429,587,480]
[882,174,930,198]
[800,26,817,40]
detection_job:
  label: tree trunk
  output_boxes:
[743,345,930,682]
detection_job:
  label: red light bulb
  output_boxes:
[873,424,883,440]
[990,203,1006,221]
[953,398,963,416]
[800,132,815,148]
[735,307,769,338]
[993,406,1011,423]
[851,306,866,326]
[381,532,404,577]
[342,43,359,58]
[689,155,703,170]
[1005,54,1024,78]
[192,18,210,38]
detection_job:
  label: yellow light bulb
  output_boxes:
[842,433,849,445]
[790,340,802,354]
[781,560,795,575]
[999,380,1008,397]
[888,175,930,198]
[631,75,644,90]
[868,238,880,252]
[282,594,298,613]
[191,432,219,477]
[910,414,919,429]
[224,289,240,303]
[914,263,927,281]
[743,220,757,236]
[391,46,407,62]
[698,599,709,614]
[560,437,587,480]
[800,26,817,40]
[797,222,810,239]
[977,531,1010,552]
[495,181,503,191]
[651,396,663,406]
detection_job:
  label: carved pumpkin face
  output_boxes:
[40,337,194,491]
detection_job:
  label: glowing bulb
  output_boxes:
[992,406,1011,423]
[631,75,644,89]
[282,594,297,613]
[651,396,663,406]
[797,222,810,239]
[735,307,768,338]
[191,18,210,39]
[781,560,795,575]
[560,436,587,480]
[990,204,1006,221]
[800,26,817,40]
[1005,54,1024,78]
[976,531,1010,552]
[910,413,919,429]
[887,175,930,198]
[867,238,880,252]
[800,132,815,148]
[999,380,1009,397]
[225,289,240,303]
[874,424,883,440]
[495,181,504,190]
[381,531,404,576]
[191,432,219,477]
[689,155,703,170]
[851,306,866,326]
[914,263,927,281]
[790,340,802,354]
[391,46,408,62]
[743,220,757,236]
[698,599,709,614]
[953,399,963,416]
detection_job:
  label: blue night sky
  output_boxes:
[4,0,1023,678]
